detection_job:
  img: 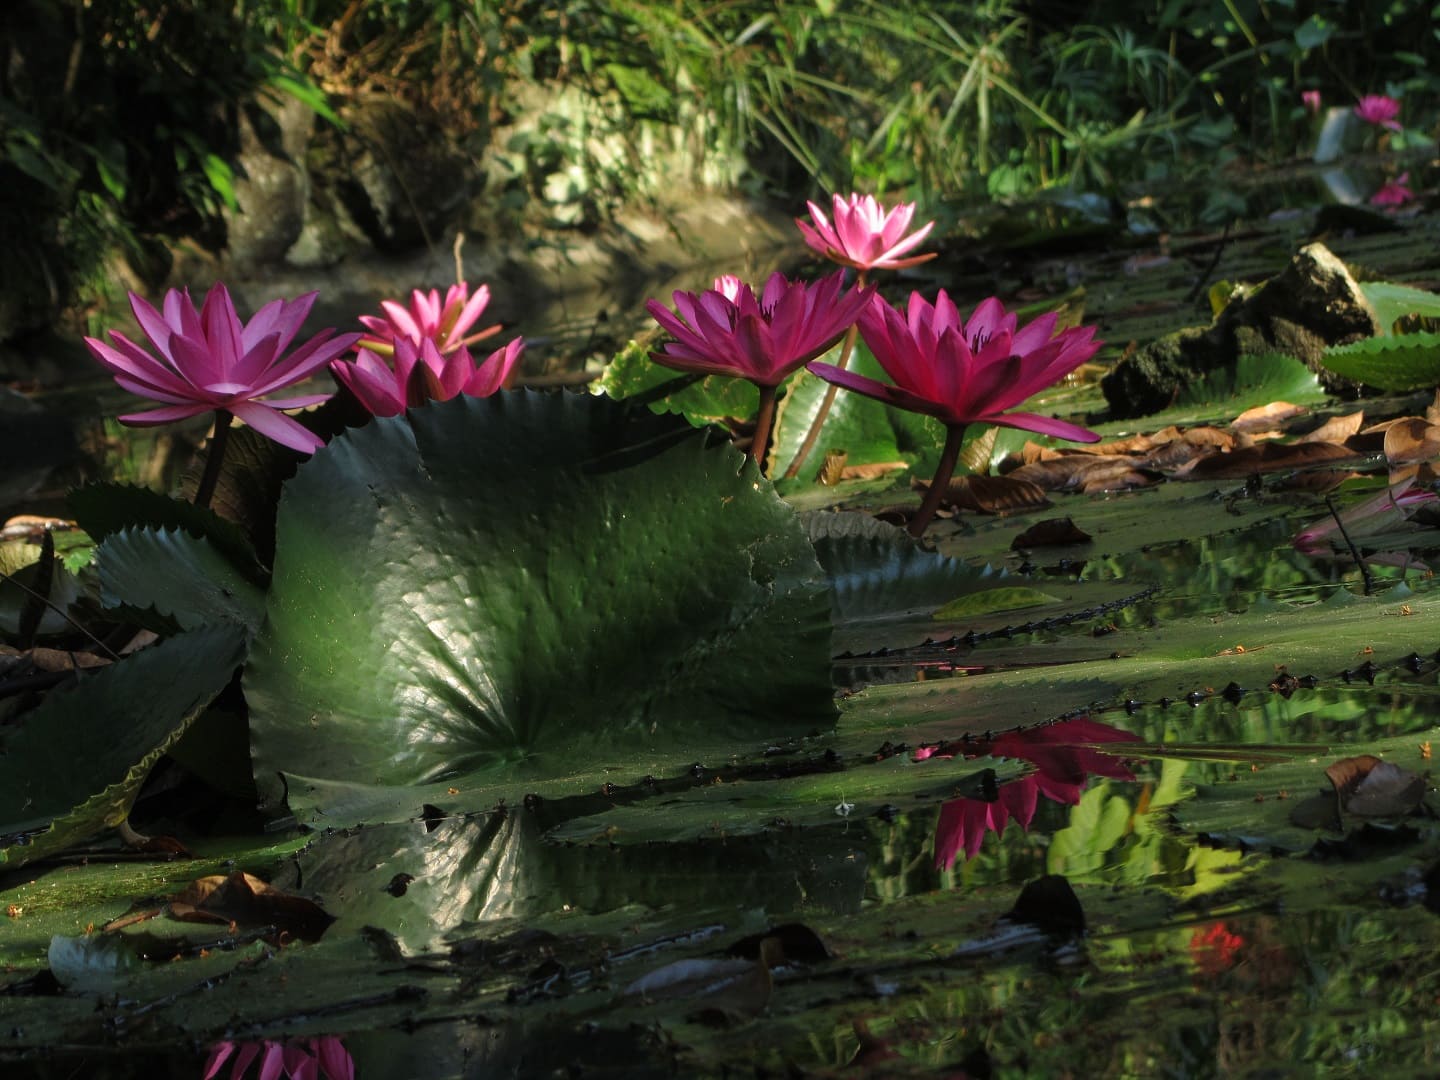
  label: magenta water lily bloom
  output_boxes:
[1354,93,1402,130]
[359,282,502,358]
[203,1035,353,1080]
[797,193,936,272]
[809,290,1101,535]
[84,283,361,457]
[645,270,874,469]
[332,334,525,418]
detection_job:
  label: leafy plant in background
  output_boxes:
[0,0,336,324]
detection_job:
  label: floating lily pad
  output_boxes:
[0,626,246,867]
[246,392,833,808]
[1319,332,1440,391]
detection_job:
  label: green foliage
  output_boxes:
[0,625,246,867]
[1,0,336,317]
[1319,332,1440,391]
[245,392,834,799]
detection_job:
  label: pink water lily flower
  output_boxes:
[84,284,361,455]
[331,334,525,418]
[359,282,502,358]
[797,193,936,272]
[1354,94,1402,131]
[645,270,875,469]
[203,1035,353,1080]
[647,270,873,386]
[1370,172,1415,208]
[1302,90,1322,116]
[809,290,1101,535]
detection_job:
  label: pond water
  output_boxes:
[5,160,1440,1077]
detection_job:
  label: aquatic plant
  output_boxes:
[82,284,361,503]
[202,1035,353,1080]
[795,193,936,272]
[1354,93,1402,130]
[783,192,936,479]
[331,335,525,417]
[809,291,1101,535]
[645,269,874,469]
[356,282,503,359]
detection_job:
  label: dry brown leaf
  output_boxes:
[18,648,112,673]
[1019,441,1064,465]
[1078,462,1161,493]
[169,871,335,942]
[838,461,909,481]
[816,450,847,485]
[1296,411,1364,444]
[1008,455,1139,491]
[1383,417,1440,465]
[945,474,1052,515]
[1428,388,1440,426]
[1325,755,1427,817]
[1231,401,1308,433]
[1172,440,1358,479]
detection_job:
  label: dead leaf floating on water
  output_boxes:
[1381,417,1440,465]
[944,474,1051,515]
[1230,401,1308,434]
[1289,754,1429,831]
[166,871,336,942]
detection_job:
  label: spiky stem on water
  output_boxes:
[908,422,966,538]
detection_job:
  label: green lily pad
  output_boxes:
[1358,281,1440,334]
[69,482,266,583]
[1319,332,1440,391]
[0,625,246,867]
[245,392,834,807]
[96,527,267,634]
[933,587,1062,620]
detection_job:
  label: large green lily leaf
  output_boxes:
[95,527,267,633]
[69,482,266,582]
[1319,332,1440,391]
[245,392,834,804]
[0,626,246,867]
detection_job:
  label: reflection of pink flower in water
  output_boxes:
[929,717,1140,869]
[1294,477,1436,554]
[1369,172,1415,208]
[1190,921,1245,976]
[203,1035,353,1080]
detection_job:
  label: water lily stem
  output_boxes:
[783,323,860,480]
[750,383,779,476]
[782,272,868,480]
[194,409,232,510]
[909,423,967,538]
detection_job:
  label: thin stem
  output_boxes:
[750,383,779,477]
[782,270,868,480]
[783,323,860,480]
[193,409,232,510]
[1325,494,1375,596]
[908,423,967,539]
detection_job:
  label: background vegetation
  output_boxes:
[3,0,1438,331]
